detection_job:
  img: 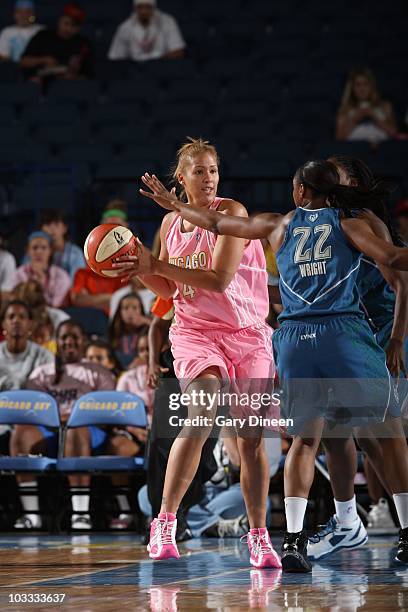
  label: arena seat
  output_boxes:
[48,81,100,106]
[0,390,60,473]
[64,307,109,338]
[57,391,148,473]
[21,103,81,128]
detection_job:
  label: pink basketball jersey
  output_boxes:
[166,197,269,331]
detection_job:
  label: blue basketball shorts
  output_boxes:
[37,425,109,458]
[272,315,399,433]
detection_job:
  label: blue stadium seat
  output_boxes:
[202,59,249,79]
[215,101,269,122]
[152,101,205,123]
[58,144,113,165]
[311,140,372,160]
[0,124,27,143]
[0,390,60,472]
[21,103,80,127]
[0,82,40,105]
[94,124,151,145]
[143,58,196,80]
[165,78,219,103]
[57,391,147,472]
[0,142,51,163]
[64,307,108,338]
[107,80,160,104]
[0,105,18,124]
[48,81,100,105]
[34,123,91,146]
[225,158,291,179]
[0,62,22,82]
[89,103,143,128]
[95,160,159,180]
[225,79,282,103]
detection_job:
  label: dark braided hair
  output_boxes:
[54,320,86,385]
[328,155,401,246]
[295,160,392,219]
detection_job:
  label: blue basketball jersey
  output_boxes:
[276,207,363,321]
[357,257,395,330]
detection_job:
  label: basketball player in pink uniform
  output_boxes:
[115,138,281,568]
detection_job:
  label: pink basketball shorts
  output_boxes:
[169,323,278,422]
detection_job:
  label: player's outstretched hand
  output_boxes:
[140,173,180,211]
[112,238,154,280]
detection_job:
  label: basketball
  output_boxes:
[83,224,139,278]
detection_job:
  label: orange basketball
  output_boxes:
[83,224,139,278]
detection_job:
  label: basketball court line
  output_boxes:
[1,544,228,588]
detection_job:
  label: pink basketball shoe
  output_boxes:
[147,514,180,560]
[243,528,282,569]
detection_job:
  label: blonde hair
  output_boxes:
[339,68,381,113]
[172,137,219,181]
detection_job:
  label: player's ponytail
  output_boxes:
[328,155,401,245]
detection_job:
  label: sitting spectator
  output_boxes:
[101,199,129,227]
[13,232,71,308]
[336,68,397,144]
[0,300,53,389]
[20,2,92,82]
[110,277,155,323]
[117,328,154,418]
[12,320,115,530]
[85,339,122,381]
[71,266,124,314]
[12,279,69,336]
[108,0,185,62]
[0,239,17,301]
[109,293,151,367]
[39,209,85,281]
[0,0,43,63]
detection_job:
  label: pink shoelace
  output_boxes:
[156,518,175,545]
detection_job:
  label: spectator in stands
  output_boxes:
[12,280,69,353]
[101,199,129,228]
[40,209,85,281]
[0,238,17,301]
[20,2,92,82]
[85,339,122,380]
[116,328,154,418]
[108,293,151,368]
[0,1,43,63]
[13,231,71,308]
[0,300,53,389]
[108,0,186,62]
[110,277,155,325]
[12,320,116,529]
[336,68,397,143]
[71,266,123,314]
[395,199,408,244]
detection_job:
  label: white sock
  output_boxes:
[19,481,41,527]
[71,494,89,514]
[116,494,130,513]
[284,497,308,533]
[334,496,358,526]
[393,493,408,529]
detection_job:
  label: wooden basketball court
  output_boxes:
[0,534,406,610]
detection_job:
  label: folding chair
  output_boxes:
[0,390,60,473]
[57,391,148,473]
[56,391,148,530]
[0,390,61,530]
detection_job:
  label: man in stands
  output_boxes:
[108,0,185,62]
[20,2,92,82]
[0,0,43,63]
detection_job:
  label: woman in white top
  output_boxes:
[336,68,397,144]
